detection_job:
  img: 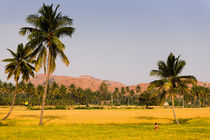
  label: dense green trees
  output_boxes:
[0,80,209,108]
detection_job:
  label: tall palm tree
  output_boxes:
[20,4,74,125]
[68,84,76,105]
[1,43,34,120]
[135,85,141,94]
[149,53,196,124]
[126,86,130,106]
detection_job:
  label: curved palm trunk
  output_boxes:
[39,47,51,126]
[171,94,179,124]
[2,81,18,120]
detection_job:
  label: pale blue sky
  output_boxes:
[0,0,210,85]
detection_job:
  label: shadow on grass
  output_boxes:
[0,122,9,126]
[136,116,168,120]
[18,115,39,118]
[170,118,193,125]
[42,115,65,125]
[18,114,65,125]
[136,116,194,125]
[0,120,17,126]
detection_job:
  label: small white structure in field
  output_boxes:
[163,102,169,108]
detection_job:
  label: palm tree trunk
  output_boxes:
[127,96,130,106]
[194,96,197,108]
[171,94,179,125]
[111,93,113,105]
[2,81,18,120]
[117,93,119,105]
[199,96,201,108]
[182,96,184,109]
[205,94,207,106]
[39,47,51,126]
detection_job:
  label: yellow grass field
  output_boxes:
[0,106,210,125]
[0,106,210,140]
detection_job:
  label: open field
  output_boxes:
[0,106,210,139]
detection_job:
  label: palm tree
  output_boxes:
[25,82,35,106]
[35,85,44,106]
[68,84,76,105]
[136,85,141,94]
[113,87,120,104]
[126,86,130,106]
[49,82,59,105]
[191,85,206,108]
[129,89,135,104]
[149,53,196,124]
[20,4,75,125]
[1,43,34,120]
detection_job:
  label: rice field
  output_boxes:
[0,106,209,139]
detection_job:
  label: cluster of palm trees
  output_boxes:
[1,4,210,125]
[0,81,145,107]
[1,4,74,125]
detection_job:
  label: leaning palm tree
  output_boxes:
[1,43,35,120]
[149,53,196,124]
[20,4,74,125]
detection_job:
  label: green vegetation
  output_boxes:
[0,81,209,108]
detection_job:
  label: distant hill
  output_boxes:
[29,74,126,92]
[29,74,210,92]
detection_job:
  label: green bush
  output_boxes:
[27,107,40,110]
[45,107,54,110]
[55,106,66,110]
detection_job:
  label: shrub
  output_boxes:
[55,106,66,110]
[27,107,40,110]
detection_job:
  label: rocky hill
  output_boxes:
[30,74,126,92]
[29,74,210,92]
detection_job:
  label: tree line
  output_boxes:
[0,80,209,108]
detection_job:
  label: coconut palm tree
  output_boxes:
[35,85,44,106]
[1,43,35,120]
[191,85,206,107]
[20,4,74,125]
[135,85,141,94]
[126,86,130,106]
[68,84,76,105]
[149,53,196,124]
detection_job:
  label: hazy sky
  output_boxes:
[0,0,210,85]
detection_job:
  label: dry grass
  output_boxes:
[0,106,209,126]
[0,106,209,139]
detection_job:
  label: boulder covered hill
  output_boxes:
[29,74,210,92]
